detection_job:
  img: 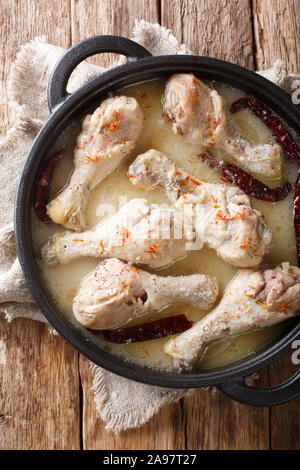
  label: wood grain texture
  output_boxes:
[80,356,186,450]
[0,319,80,449]
[253,0,300,73]
[184,377,269,450]
[162,0,269,451]
[0,0,299,450]
[0,0,80,450]
[71,0,159,67]
[72,0,168,450]
[253,0,300,451]
[0,0,72,136]
[268,353,300,450]
[161,0,255,69]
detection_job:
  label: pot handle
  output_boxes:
[47,35,152,113]
[217,366,300,407]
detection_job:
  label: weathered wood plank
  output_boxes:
[253,0,300,451]
[0,319,80,449]
[0,0,80,450]
[0,0,73,136]
[161,0,254,69]
[268,353,300,450]
[71,0,160,67]
[72,0,186,450]
[162,0,270,450]
[80,356,186,450]
[184,380,269,450]
[253,0,300,73]
[1,0,298,450]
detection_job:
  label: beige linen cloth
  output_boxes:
[0,20,299,434]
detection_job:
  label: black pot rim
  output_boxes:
[15,52,300,389]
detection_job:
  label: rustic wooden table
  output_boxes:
[0,0,299,450]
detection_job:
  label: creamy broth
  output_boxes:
[32,78,298,371]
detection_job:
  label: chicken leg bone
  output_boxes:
[163,73,282,181]
[73,258,218,329]
[165,263,300,370]
[128,150,272,267]
[47,95,143,231]
[42,198,188,269]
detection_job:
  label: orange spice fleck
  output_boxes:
[216,210,228,222]
[142,347,150,357]
[213,118,221,129]
[144,242,160,254]
[129,266,139,272]
[278,300,293,311]
[118,226,130,247]
[230,211,245,221]
[121,281,130,289]
[106,111,121,132]
[191,92,200,105]
[85,153,98,162]
[162,111,171,123]
[239,236,251,249]
[182,175,190,187]
[256,300,269,309]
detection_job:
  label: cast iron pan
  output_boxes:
[15,35,300,406]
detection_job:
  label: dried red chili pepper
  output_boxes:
[33,149,64,223]
[102,314,193,344]
[198,152,292,202]
[293,169,300,266]
[230,97,300,162]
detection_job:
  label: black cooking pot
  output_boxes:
[15,35,300,406]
